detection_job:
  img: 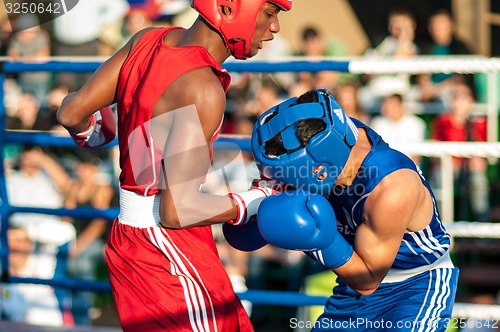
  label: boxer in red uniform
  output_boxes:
[57,1,292,331]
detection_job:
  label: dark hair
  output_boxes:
[385,93,403,103]
[263,90,326,157]
[302,26,319,41]
[21,144,37,153]
[388,7,416,21]
[430,9,452,20]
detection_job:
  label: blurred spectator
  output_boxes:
[121,8,153,47]
[288,77,315,99]
[295,26,349,90]
[64,154,115,325]
[34,85,70,132]
[371,94,426,165]
[127,0,162,21]
[52,0,129,90]
[53,0,129,55]
[252,34,296,92]
[6,92,40,130]
[431,83,489,222]
[7,14,51,104]
[360,8,419,109]
[5,89,68,132]
[243,81,283,123]
[4,79,23,118]
[333,81,371,125]
[417,9,475,104]
[156,0,190,22]
[2,146,75,326]
[0,16,13,56]
[258,34,293,59]
[1,226,74,327]
[370,8,418,58]
[3,81,26,171]
[7,146,72,220]
[296,25,349,57]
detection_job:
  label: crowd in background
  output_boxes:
[0,2,498,330]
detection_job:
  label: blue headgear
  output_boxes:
[251,89,358,194]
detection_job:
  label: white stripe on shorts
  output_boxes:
[160,228,219,332]
[414,269,453,332]
[146,227,216,332]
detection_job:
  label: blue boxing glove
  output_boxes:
[257,191,353,269]
[223,217,268,252]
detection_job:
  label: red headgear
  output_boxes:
[191,0,292,60]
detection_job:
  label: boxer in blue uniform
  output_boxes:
[251,89,458,332]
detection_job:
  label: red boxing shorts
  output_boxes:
[105,219,253,332]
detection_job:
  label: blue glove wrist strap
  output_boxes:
[306,232,353,269]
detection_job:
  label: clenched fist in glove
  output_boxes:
[227,178,292,225]
[257,191,353,269]
[69,106,116,148]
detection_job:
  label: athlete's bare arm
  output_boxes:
[333,169,433,295]
[157,67,238,229]
[57,28,154,132]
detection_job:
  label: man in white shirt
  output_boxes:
[52,0,129,89]
[53,0,129,51]
[371,94,426,164]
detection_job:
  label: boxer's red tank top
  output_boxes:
[116,27,231,196]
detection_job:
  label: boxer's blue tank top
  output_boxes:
[327,119,451,269]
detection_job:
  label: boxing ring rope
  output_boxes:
[1,57,500,322]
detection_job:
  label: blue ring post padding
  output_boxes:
[0,59,347,306]
[0,73,10,282]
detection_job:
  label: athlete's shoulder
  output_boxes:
[158,67,226,128]
[374,168,421,195]
[176,67,227,102]
[364,169,422,223]
[128,27,161,51]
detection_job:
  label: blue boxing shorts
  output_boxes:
[312,267,459,332]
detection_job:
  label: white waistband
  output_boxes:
[381,251,454,284]
[118,188,161,228]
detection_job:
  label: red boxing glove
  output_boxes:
[228,178,293,226]
[70,106,116,148]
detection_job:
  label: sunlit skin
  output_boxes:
[387,12,417,57]
[388,14,416,40]
[247,3,282,58]
[428,13,454,46]
[8,228,34,276]
[380,95,405,122]
[313,165,328,181]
